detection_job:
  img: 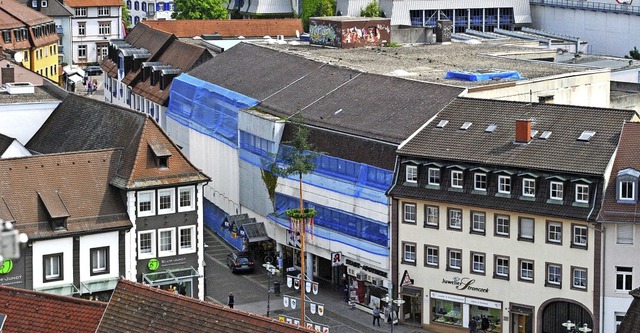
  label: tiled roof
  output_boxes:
[396,98,637,175]
[618,288,640,333]
[0,149,132,239]
[25,94,209,190]
[0,285,106,333]
[192,42,464,143]
[0,0,52,26]
[65,0,121,7]
[121,22,175,56]
[18,0,74,17]
[141,18,303,38]
[598,121,640,223]
[97,279,315,333]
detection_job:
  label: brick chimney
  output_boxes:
[515,119,531,143]
[1,65,15,84]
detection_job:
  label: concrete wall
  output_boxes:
[610,81,640,112]
[390,26,434,44]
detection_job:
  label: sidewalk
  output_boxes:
[203,226,436,333]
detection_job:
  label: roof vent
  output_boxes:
[515,119,531,144]
[577,130,596,142]
[5,82,34,95]
[460,122,472,130]
[539,131,552,140]
[485,124,497,133]
[436,120,449,128]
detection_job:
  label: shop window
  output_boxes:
[616,312,626,332]
[546,263,562,288]
[447,248,462,272]
[471,211,485,234]
[432,298,463,327]
[546,221,562,245]
[403,203,416,224]
[448,208,462,230]
[571,267,587,290]
[402,242,416,265]
[424,245,439,268]
[424,205,439,229]
[495,215,510,237]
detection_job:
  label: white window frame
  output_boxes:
[158,227,176,257]
[448,208,462,230]
[41,0,48,7]
[98,6,110,16]
[403,203,417,223]
[472,253,485,273]
[474,173,487,191]
[405,165,418,183]
[425,246,438,266]
[451,170,463,188]
[157,188,175,215]
[98,22,111,35]
[522,178,536,197]
[137,190,156,217]
[75,7,87,16]
[78,44,87,59]
[496,256,509,278]
[547,222,562,244]
[520,260,534,281]
[471,211,485,233]
[178,225,196,254]
[498,175,511,194]
[403,242,416,263]
[575,184,589,203]
[616,312,626,332]
[90,247,109,275]
[495,215,510,236]
[547,263,561,286]
[573,225,588,247]
[44,253,62,281]
[572,267,587,289]
[425,205,439,227]
[428,168,440,185]
[550,181,564,200]
[616,267,633,292]
[448,249,462,270]
[619,180,635,200]
[178,186,196,212]
[138,230,156,259]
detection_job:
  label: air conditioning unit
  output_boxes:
[347,267,356,276]
[356,273,367,280]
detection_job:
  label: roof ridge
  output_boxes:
[0,285,107,308]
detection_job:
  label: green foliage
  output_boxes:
[360,1,382,17]
[172,0,229,20]
[261,169,278,207]
[629,47,640,60]
[301,0,335,31]
[271,119,321,179]
[121,0,132,27]
[384,41,400,47]
[285,208,317,219]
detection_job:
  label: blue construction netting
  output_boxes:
[167,74,259,148]
[444,70,522,81]
[204,200,243,251]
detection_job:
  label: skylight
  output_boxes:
[485,124,497,133]
[530,130,538,138]
[460,122,473,130]
[436,120,449,128]
[577,130,596,142]
[540,131,552,140]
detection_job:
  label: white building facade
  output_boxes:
[68,0,123,64]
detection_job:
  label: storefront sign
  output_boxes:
[430,291,465,303]
[431,291,501,309]
[344,258,387,278]
[160,256,187,268]
[442,276,489,293]
[466,297,501,309]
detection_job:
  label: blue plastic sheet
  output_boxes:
[444,70,522,81]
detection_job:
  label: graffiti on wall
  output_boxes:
[309,23,341,47]
[342,24,390,46]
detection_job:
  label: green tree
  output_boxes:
[172,0,229,20]
[301,0,335,31]
[121,0,132,28]
[360,0,382,17]
[629,47,640,60]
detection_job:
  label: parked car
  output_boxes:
[226,251,254,273]
[84,66,103,76]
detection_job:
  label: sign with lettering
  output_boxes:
[441,276,489,293]
[401,270,413,286]
[345,258,388,278]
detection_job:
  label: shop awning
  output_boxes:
[35,283,80,297]
[142,267,201,286]
[221,213,248,230]
[68,73,84,84]
[80,277,119,294]
[239,221,270,242]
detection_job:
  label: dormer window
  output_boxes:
[38,191,70,231]
[451,170,463,188]
[474,173,487,191]
[617,168,640,203]
[428,168,440,185]
[575,184,589,204]
[406,165,418,183]
[149,142,172,169]
[550,181,564,200]
[522,178,536,197]
[498,175,511,194]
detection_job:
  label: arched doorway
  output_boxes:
[541,301,593,333]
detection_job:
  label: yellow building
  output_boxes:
[1,0,60,83]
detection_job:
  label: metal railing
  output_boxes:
[530,0,640,15]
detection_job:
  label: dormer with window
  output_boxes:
[471,167,489,194]
[425,162,442,189]
[404,162,418,186]
[547,176,566,204]
[519,172,538,200]
[495,170,514,198]
[149,141,172,169]
[572,178,592,206]
[38,191,70,231]
[447,165,465,192]
[616,168,640,203]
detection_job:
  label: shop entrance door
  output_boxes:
[511,313,531,333]
[400,287,422,326]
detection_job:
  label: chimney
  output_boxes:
[1,65,15,84]
[515,119,531,143]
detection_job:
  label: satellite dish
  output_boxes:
[13,52,23,63]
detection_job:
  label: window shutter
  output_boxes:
[164,2,170,10]
[617,224,634,244]
[156,2,161,11]
[521,219,533,238]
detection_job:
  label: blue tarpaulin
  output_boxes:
[444,70,522,82]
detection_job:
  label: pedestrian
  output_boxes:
[228,292,234,308]
[87,80,92,95]
[343,282,349,303]
[372,305,381,326]
[469,316,478,333]
[92,79,98,94]
[480,315,489,333]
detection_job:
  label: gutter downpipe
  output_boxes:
[587,181,600,333]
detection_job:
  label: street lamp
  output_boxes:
[381,294,404,333]
[263,262,279,318]
[562,320,591,333]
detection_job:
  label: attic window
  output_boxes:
[436,120,449,128]
[149,142,172,168]
[539,131,552,140]
[460,122,472,130]
[38,191,70,231]
[530,130,539,138]
[577,130,596,142]
[485,124,497,133]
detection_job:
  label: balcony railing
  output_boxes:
[530,0,640,15]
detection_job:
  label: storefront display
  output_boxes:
[430,291,502,332]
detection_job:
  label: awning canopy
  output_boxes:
[35,283,80,297]
[80,277,119,294]
[68,73,83,84]
[239,221,269,242]
[142,267,201,286]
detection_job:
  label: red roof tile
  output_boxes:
[0,285,106,333]
[98,279,315,333]
[141,18,303,38]
[65,0,122,7]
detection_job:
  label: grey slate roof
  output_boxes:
[20,0,74,17]
[397,98,637,175]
